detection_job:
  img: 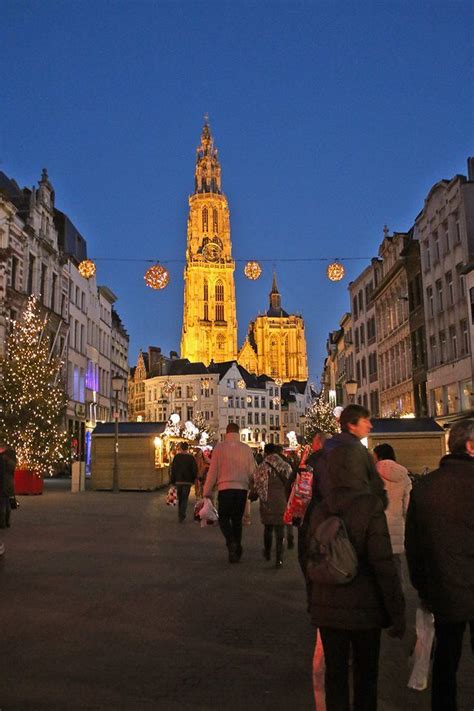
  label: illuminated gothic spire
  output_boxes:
[194,116,222,195]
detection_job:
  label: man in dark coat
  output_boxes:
[170,442,198,522]
[405,419,474,711]
[307,405,404,711]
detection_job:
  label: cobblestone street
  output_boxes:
[0,480,472,710]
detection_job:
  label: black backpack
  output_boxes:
[307,514,358,585]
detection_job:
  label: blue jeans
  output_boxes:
[176,484,191,520]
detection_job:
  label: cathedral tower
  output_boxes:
[181,121,238,364]
[238,273,309,381]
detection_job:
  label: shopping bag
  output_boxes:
[199,497,219,527]
[194,499,205,521]
[408,607,435,691]
[165,485,177,506]
[283,467,313,525]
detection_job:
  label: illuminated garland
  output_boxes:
[0,296,69,475]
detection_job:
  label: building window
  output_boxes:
[426,286,433,317]
[444,226,450,254]
[430,335,437,367]
[202,207,208,232]
[434,233,440,262]
[204,303,209,320]
[10,256,19,290]
[215,304,224,321]
[215,281,224,302]
[203,280,208,301]
[446,271,454,306]
[446,383,458,414]
[424,241,431,270]
[439,331,446,363]
[352,297,358,321]
[216,334,225,351]
[436,280,443,311]
[51,273,57,311]
[27,254,35,294]
[461,379,472,410]
[455,217,461,243]
[213,208,218,232]
[460,319,469,354]
[432,387,443,416]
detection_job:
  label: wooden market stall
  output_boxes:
[368,417,446,475]
[91,422,170,491]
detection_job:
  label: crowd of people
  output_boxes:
[170,407,474,711]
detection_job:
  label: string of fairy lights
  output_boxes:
[77,256,372,289]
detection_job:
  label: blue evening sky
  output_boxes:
[1,1,472,384]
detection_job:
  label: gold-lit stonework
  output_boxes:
[244,261,262,280]
[78,259,96,279]
[181,121,238,364]
[145,264,170,290]
[326,262,345,282]
[238,273,308,382]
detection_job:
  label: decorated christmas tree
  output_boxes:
[0,296,69,475]
[192,410,216,445]
[304,394,340,443]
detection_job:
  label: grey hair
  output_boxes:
[448,420,474,454]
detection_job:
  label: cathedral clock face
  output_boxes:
[203,239,222,262]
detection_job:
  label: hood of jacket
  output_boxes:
[376,459,409,483]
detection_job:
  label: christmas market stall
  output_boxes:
[91,422,169,491]
[367,417,446,475]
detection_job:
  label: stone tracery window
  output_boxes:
[213,208,218,232]
[202,207,208,232]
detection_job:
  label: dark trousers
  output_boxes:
[264,524,285,551]
[319,626,381,711]
[217,489,247,549]
[432,619,469,711]
[176,484,191,520]
[0,495,11,528]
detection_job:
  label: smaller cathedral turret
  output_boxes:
[238,273,308,382]
[267,272,289,317]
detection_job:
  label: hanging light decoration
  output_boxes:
[223,395,229,403]
[237,379,246,389]
[192,394,198,402]
[274,378,283,387]
[326,261,345,282]
[244,261,262,280]
[78,259,96,279]
[144,263,170,290]
[273,396,281,406]
[246,396,252,404]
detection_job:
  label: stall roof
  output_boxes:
[370,418,444,433]
[93,422,167,436]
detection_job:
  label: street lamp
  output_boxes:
[111,375,125,493]
[345,379,358,404]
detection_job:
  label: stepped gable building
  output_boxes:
[238,272,308,381]
[180,121,238,365]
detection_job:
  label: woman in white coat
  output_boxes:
[373,443,412,581]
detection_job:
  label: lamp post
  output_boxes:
[345,379,358,404]
[111,375,125,493]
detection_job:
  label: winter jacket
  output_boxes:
[252,453,292,526]
[405,453,474,623]
[203,432,255,495]
[318,433,388,509]
[376,460,412,554]
[170,453,198,485]
[307,435,405,631]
